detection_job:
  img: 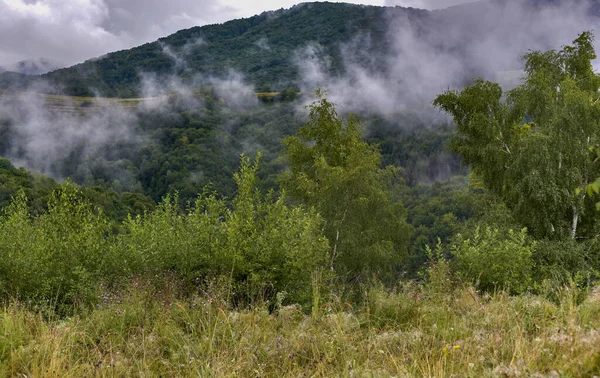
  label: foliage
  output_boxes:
[434,31,600,240]
[112,154,328,306]
[424,239,455,297]
[36,3,423,96]
[0,182,112,311]
[452,227,535,294]
[281,92,411,278]
[399,175,478,275]
[532,239,599,287]
[130,96,306,202]
[0,157,57,216]
[368,121,465,186]
[0,95,462,209]
[0,155,329,309]
[0,156,153,222]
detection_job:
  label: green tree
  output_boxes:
[278,88,299,102]
[281,91,411,279]
[434,31,600,240]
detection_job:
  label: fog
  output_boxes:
[0,43,259,188]
[296,0,599,120]
[1,0,599,188]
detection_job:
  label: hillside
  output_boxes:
[27,3,413,97]
[1,0,597,208]
[0,0,595,98]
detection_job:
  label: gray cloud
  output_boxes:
[0,0,242,69]
[295,0,600,123]
[0,0,123,68]
[0,88,144,188]
[100,0,236,46]
[384,0,479,10]
[0,0,384,70]
[0,34,260,187]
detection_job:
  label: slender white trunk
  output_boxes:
[571,205,578,240]
[558,152,562,170]
[330,207,348,273]
[331,229,339,272]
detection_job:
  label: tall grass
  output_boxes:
[1,280,599,377]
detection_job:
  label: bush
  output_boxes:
[452,227,535,294]
[532,239,598,289]
[0,156,329,311]
[0,183,111,311]
[117,154,329,306]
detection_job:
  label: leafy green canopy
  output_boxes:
[0,155,328,309]
[281,91,411,278]
[32,3,415,97]
[0,157,153,221]
[119,154,329,305]
[452,227,535,295]
[434,31,600,240]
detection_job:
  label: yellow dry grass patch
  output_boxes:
[1,283,599,377]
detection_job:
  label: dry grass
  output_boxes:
[255,92,281,97]
[0,91,166,115]
[1,282,599,377]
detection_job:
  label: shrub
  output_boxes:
[0,182,111,311]
[532,239,598,287]
[452,227,535,294]
[117,154,329,306]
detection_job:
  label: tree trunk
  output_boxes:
[330,229,339,272]
[571,205,578,240]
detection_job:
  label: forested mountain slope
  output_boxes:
[38,3,421,96]
[1,0,597,209]
[2,0,598,97]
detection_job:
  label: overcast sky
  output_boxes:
[0,0,478,70]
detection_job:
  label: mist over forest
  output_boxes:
[1,0,600,376]
[1,0,598,195]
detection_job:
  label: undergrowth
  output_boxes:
[1,280,599,377]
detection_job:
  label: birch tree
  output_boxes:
[434,31,600,240]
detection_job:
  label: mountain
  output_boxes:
[1,0,598,204]
[8,58,61,75]
[0,71,29,89]
[37,2,417,97]
[1,0,598,97]
[0,58,60,88]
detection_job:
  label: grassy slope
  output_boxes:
[0,91,291,113]
[2,282,599,377]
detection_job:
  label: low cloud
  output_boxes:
[296,0,600,122]
[0,89,144,189]
[0,0,383,70]
[0,36,259,189]
[384,0,479,10]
